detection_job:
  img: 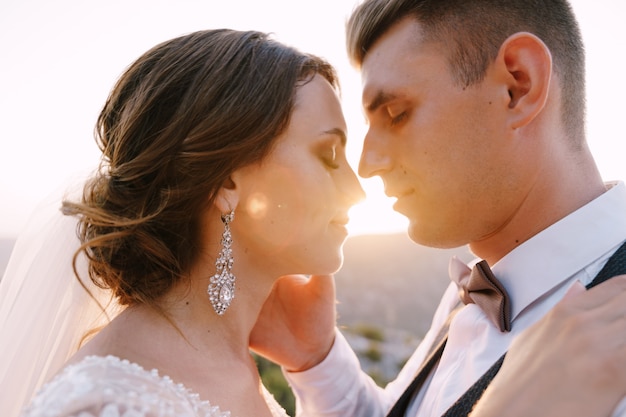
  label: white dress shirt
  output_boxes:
[285,181,626,417]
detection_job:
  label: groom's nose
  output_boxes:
[358,128,392,179]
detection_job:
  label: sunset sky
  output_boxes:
[1,0,624,238]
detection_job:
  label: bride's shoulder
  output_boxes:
[20,355,231,417]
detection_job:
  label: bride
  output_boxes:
[2,27,626,417]
[2,28,363,417]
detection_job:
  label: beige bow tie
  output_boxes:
[449,257,512,332]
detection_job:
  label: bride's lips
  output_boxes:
[330,215,350,234]
[331,216,349,227]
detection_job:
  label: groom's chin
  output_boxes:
[406,220,458,250]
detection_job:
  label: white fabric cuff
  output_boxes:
[283,328,364,411]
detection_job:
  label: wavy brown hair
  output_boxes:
[63,29,338,311]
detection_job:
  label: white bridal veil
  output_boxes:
[0,179,121,417]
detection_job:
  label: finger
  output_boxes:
[304,274,336,296]
[277,274,310,284]
[274,274,310,294]
[308,274,333,283]
[562,280,585,299]
[307,274,334,287]
[583,288,626,331]
[601,315,626,350]
[552,282,626,354]
[562,274,626,310]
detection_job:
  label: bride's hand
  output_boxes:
[472,275,626,417]
[250,274,337,372]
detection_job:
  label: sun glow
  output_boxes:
[246,193,269,219]
[347,178,409,236]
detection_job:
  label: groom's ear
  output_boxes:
[493,31,552,130]
[214,176,239,213]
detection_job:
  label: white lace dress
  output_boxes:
[20,355,290,417]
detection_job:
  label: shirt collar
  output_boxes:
[490,181,626,323]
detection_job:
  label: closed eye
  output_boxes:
[322,145,339,169]
[390,112,407,127]
[318,128,346,170]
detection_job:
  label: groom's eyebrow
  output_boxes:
[365,91,396,114]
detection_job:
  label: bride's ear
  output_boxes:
[214,176,239,213]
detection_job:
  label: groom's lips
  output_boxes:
[385,187,413,200]
[388,189,414,213]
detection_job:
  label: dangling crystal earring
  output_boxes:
[208,210,236,315]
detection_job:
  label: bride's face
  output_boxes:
[231,74,364,276]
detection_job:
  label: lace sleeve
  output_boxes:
[20,356,231,417]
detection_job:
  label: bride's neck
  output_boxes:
[150,266,272,358]
[73,245,277,367]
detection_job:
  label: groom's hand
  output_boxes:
[473,275,626,417]
[250,274,337,372]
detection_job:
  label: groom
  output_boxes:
[252,0,626,415]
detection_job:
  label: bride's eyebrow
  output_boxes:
[320,128,347,147]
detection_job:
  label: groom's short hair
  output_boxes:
[346,0,586,145]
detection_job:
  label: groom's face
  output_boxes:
[358,17,521,248]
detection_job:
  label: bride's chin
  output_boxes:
[316,252,345,276]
